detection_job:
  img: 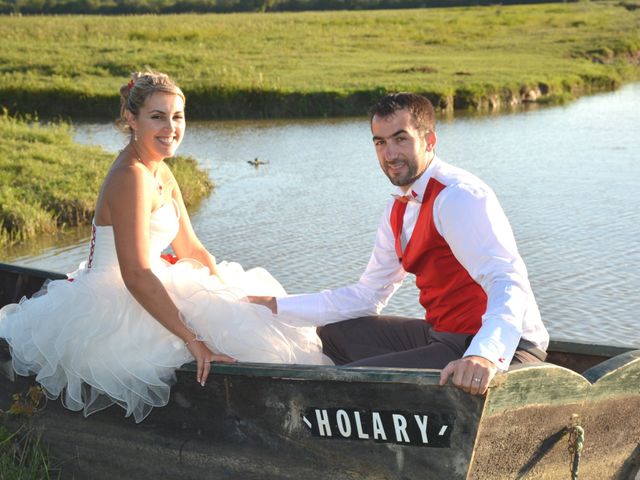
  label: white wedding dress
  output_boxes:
[0,200,330,422]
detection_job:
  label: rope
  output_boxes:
[567,425,585,480]
[87,223,96,269]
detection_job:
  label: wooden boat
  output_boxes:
[0,262,639,479]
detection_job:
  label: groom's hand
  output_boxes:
[439,355,498,396]
[247,296,278,314]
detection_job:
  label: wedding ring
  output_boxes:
[473,377,481,383]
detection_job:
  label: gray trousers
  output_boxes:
[317,315,545,368]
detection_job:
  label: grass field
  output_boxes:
[0,2,639,118]
[0,113,213,248]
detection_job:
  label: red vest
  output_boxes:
[390,179,487,334]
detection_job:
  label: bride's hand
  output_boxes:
[186,339,235,386]
[246,296,277,314]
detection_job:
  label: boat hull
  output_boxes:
[0,262,638,479]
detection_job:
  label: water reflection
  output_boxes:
[5,85,640,347]
[2,225,92,266]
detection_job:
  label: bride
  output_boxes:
[0,71,330,423]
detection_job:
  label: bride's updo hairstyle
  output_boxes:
[117,70,185,135]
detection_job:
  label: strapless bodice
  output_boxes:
[89,200,180,270]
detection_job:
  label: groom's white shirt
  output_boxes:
[277,156,549,369]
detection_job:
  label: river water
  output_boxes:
[5,85,640,348]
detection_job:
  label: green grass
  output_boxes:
[0,2,639,118]
[0,387,59,480]
[0,112,213,248]
[0,424,56,479]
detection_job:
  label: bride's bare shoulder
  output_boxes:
[95,159,149,221]
[103,158,147,191]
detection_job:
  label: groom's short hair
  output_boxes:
[368,93,436,135]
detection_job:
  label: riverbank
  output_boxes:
[1,2,639,119]
[0,113,213,248]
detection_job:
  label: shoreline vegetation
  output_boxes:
[1,3,639,120]
[0,0,596,15]
[0,113,213,249]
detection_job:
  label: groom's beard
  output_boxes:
[382,157,421,187]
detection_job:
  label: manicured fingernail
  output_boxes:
[201,381,205,387]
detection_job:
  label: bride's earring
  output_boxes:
[133,129,138,142]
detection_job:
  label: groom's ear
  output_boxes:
[426,131,437,151]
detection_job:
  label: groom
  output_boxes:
[250,93,549,396]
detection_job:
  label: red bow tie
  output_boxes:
[393,191,418,203]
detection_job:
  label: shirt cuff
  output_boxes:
[276,294,328,327]
[463,318,522,371]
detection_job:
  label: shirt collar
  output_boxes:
[391,156,439,204]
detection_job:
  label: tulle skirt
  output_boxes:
[0,259,330,422]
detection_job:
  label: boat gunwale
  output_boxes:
[548,339,635,358]
[188,361,445,384]
[0,262,67,280]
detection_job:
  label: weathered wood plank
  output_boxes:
[468,354,640,480]
[483,364,590,415]
[583,349,640,397]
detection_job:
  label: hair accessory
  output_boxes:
[127,79,135,91]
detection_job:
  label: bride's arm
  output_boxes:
[165,167,220,278]
[108,165,232,384]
